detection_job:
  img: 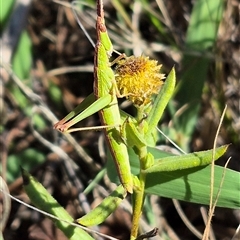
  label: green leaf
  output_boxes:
[169,0,224,151]
[107,145,240,209]
[6,148,45,183]
[48,80,62,105]
[185,0,224,50]
[77,185,126,226]
[22,169,94,240]
[145,165,239,209]
[144,145,228,173]
[7,83,29,112]
[0,0,15,28]
[32,113,47,131]
[12,30,32,79]
[146,67,176,142]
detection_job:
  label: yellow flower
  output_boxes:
[115,56,165,107]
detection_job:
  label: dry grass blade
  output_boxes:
[202,105,228,240]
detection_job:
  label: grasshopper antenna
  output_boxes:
[71,0,95,48]
[71,1,122,56]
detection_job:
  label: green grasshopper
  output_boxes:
[54,0,133,194]
[52,1,228,238]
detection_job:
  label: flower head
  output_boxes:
[115,56,165,107]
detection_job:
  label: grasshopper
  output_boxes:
[54,0,133,193]
[53,1,228,238]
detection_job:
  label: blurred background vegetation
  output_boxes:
[1,0,239,239]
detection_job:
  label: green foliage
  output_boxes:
[145,145,228,172]
[107,145,239,209]
[48,80,62,105]
[12,31,32,79]
[145,165,240,209]
[76,185,126,226]
[167,0,225,151]
[0,0,15,30]
[6,149,45,183]
[22,169,94,240]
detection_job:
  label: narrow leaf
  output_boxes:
[76,185,126,226]
[22,169,94,240]
[144,145,228,173]
[146,67,176,139]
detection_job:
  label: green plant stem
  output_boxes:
[131,145,148,239]
[131,171,146,239]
